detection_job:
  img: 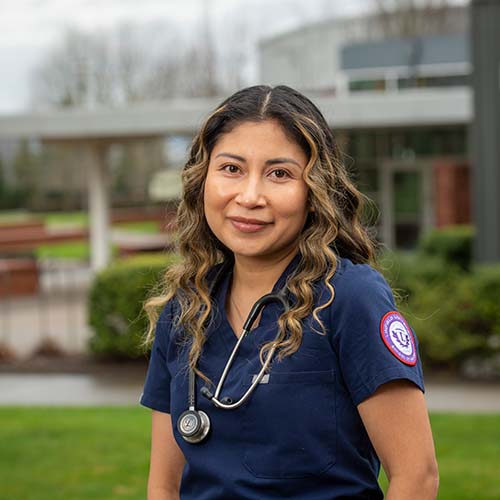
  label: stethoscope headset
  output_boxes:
[177,263,291,444]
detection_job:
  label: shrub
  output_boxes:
[88,248,500,376]
[418,225,474,271]
[380,252,500,374]
[88,253,179,359]
[379,251,459,304]
[414,266,500,370]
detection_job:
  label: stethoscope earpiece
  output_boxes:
[200,387,213,400]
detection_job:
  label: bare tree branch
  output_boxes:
[371,0,459,38]
[30,18,240,109]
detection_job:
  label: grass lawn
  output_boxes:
[0,210,161,233]
[35,241,94,261]
[1,209,163,260]
[35,242,121,261]
[0,408,499,499]
[42,211,89,228]
[0,210,87,227]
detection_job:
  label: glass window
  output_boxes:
[349,80,386,92]
[393,171,422,249]
[393,171,421,217]
[375,132,389,158]
[349,132,376,159]
[397,74,468,90]
[408,129,433,156]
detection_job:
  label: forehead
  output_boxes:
[211,120,307,160]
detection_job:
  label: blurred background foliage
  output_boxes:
[87,224,500,377]
[88,253,179,358]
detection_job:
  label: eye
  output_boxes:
[222,164,240,174]
[270,168,290,179]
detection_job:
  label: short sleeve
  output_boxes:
[330,263,425,406]
[139,302,174,413]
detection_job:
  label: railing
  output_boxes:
[0,258,93,359]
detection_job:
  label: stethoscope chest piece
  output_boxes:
[178,409,211,444]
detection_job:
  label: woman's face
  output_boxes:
[204,119,309,261]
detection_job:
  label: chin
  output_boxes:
[229,247,267,258]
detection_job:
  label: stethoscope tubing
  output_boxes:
[210,344,276,410]
[201,292,289,410]
[178,268,292,443]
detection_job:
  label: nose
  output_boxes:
[234,175,266,208]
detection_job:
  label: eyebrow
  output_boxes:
[215,152,303,168]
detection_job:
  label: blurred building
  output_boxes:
[0,136,166,211]
[0,5,473,252]
[259,5,470,249]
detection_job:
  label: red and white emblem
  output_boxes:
[379,311,417,366]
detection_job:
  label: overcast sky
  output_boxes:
[0,0,467,114]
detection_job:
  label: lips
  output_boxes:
[228,216,272,233]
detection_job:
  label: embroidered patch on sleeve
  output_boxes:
[380,311,417,366]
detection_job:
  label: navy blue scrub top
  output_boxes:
[140,256,425,499]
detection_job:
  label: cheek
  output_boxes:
[279,186,309,224]
[203,175,230,230]
[203,176,221,212]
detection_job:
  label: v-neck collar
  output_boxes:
[211,252,302,352]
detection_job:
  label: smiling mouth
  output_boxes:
[228,217,272,233]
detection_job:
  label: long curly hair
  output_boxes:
[144,85,377,381]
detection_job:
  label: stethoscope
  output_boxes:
[177,266,290,444]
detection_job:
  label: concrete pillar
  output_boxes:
[471,0,500,263]
[87,143,111,272]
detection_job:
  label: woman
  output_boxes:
[140,85,439,499]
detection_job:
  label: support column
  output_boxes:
[87,143,111,272]
[471,0,500,263]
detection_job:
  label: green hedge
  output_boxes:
[87,253,179,359]
[88,244,500,377]
[418,225,474,271]
[381,251,500,374]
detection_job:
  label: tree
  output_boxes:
[30,19,232,108]
[31,29,105,108]
[372,0,462,38]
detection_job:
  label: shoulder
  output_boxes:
[332,257,392,298]
[154,297,180,343]
[324,258,424,403]
[327,257,395,327]
[157,298,175,324]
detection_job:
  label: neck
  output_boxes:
[232,247,299,296]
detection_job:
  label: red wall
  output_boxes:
[433,160,471,227]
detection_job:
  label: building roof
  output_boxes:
[0,98,220,141]
[0,88,471,141]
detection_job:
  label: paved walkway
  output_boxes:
[0,373,145,406]
[1,372,499,412]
